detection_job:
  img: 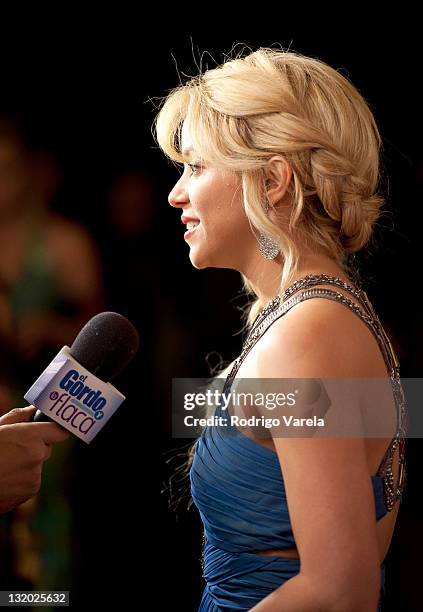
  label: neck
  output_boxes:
[241,249,351,308]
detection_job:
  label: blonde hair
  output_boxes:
[154,46,384,327]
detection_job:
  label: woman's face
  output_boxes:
[168,122,257,271]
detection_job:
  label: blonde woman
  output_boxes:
[155,48,407,611]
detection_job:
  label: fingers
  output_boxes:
[42,444,53,461]
[0,407,70,444]
[0,406,37,426]
[30,422,71,445]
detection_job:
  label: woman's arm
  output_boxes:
[250,299,381,612]
[250,572,374,612]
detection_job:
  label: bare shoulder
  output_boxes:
[256,294,386,379]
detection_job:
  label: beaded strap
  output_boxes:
[223,274,407,512]
[283,273,365,302]
[247,274,366,340]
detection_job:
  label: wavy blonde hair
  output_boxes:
[154,46,384,330]
[154,46,385,509]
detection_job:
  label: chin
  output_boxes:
[187,241,215,267]
[189,248,238,271]
[188,250,211,269]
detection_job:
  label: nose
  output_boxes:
[168,174,189,208]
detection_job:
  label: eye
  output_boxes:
[187,163,201,177]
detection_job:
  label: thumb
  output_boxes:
[0,406,37,426]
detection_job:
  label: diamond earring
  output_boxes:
[258,198,280,260]
[258,233,281,259]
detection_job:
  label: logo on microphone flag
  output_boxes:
[24,346,126,443]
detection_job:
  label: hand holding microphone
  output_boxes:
[0,406,70,514]
[0,312,139,513]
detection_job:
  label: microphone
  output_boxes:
[25,312,139,442]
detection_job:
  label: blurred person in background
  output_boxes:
[0,115,104,597]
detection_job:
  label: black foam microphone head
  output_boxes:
[70,312,140,382]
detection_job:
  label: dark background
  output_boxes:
[1,20,421,611]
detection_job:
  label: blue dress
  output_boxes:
[190,275,407,612]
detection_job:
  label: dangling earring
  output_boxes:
[258,198,280,260]
[258,233,281,259]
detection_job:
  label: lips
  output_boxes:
[183,222,200,240]
[181,215,201,240]
[181,215,200,226]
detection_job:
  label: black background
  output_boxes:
[1,16,421,611]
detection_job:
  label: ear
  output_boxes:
[264,156,292,206]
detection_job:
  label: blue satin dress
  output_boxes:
[189,276,406,612]
[191,399,387,611]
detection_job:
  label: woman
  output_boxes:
[155,48,407,611]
